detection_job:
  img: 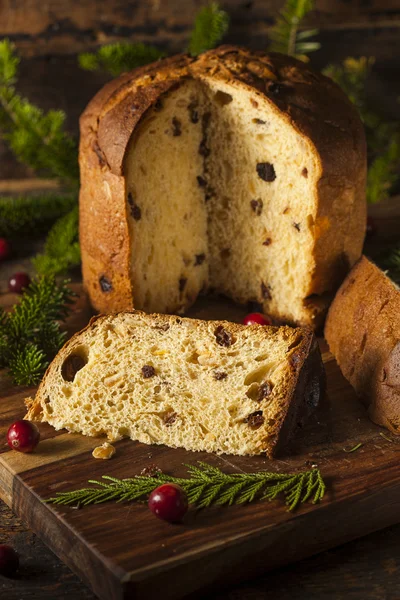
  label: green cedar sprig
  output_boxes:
[0,276,75,386]
[188,3,229,57]
[78,42,166,76]
[269,0,320,61]
[47,462,326,512]
[0,192,77,238]
[323,57,400,204]
[32,206,80,276]
[0,39,79,185]
[375,245,400,285]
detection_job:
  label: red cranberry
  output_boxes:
[8,272,31,294]
[243,312,272,326]
[148,483,188,523]
[0,238,10,261]
[366,216,377,237]
[7,420,40,453]
[0,544,19,577]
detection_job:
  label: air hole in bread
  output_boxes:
[244,365,270,386]
[118,426,129,436]
[246,382,261,401]
[61,347,88,382]
[214,90,233,105]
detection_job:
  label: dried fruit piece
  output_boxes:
[258,381,273,401]
[302,167,308,178]
[214,325,234,347]
[99,275,112,292]
[261,282,272,300]
[127,192,141,221]
[245,411,265,429]
[250,198,263,215]
[256,162,276,182]
[195,253,206,265]
[142,365,156,378]
[293,222,301,232]
[263,238,272,246]
[164,411,177,426]
[214,371,228,380]
[172,117,182,136]
[188,102,199,123]
[92,442,116,460]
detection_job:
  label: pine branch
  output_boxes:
[47,462,326,512]
[0,39,79,184]
[366,137,400,204]
[323,57,400,203]
[8,343,48,386]
[0,192,77,238]
[0,276,74,386]
[32,206,80,276]
[375,245,400,284]
[188,3,229,57]
[269,0,320,61]
[78,43,166,77]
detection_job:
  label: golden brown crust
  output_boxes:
[79,45,366,321]
[325,256,400,435]
[26,312,325,457]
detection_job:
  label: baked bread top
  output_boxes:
[26,311,325,457]
[325,256,400,435]
[79,46,366,326]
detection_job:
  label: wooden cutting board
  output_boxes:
[0,288,399,600]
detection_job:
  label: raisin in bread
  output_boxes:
[26,312,325,457]
[79,46,367,328]
[325,256,400,435]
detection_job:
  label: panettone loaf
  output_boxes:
[79,46,367,328]
[26,312,325,458]
[325,256,400,435]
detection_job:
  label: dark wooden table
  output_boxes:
[1,188,400,599]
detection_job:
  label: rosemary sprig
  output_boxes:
[47,462,326,512]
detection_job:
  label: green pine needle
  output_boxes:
[375,245,400,285]
[188,3,229,57]
[0,39,79,184]
[0,192,77,238]
[8,343,48,386]
[32,206,80,276]
[366,137,400,204]
[78,43,166,77]
[0,276,74,386]
[47,462,326,512]
[324,57,400,204]
[269,0,320,61]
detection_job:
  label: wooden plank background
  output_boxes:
[1,0,400,179]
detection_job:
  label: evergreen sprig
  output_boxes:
[323,57,400,204]
[78,43,166,77]
[188,3,229,57]
[32,206,80,276]
[0,39,79,184]
[47,462,326,512]
[375,245,400,284]
[0,192,77,238]
[269,0,320,61]
[0,276,75,386]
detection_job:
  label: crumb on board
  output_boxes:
[92,442,116,460]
